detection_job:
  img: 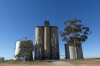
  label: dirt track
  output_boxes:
[53,60,75,66]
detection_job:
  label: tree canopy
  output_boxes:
[15,40,35,60]
[60,18,92,59]
[60,18,92,46]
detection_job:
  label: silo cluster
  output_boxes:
[14,20,84,60]
[65,43,83,59]
[35,21,60,60]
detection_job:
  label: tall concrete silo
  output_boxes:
[34,20,60,60]
[69,45,76,59]
[35,26,44,60]
[44,26,51,59]
[50,26,60,59]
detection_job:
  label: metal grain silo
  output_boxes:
[50,26,60,59]
[14,41,21,60]
[64,43,70,59]
[77,44,83,59]
[35,26,44,60]
[14,39,28,60]
[44,26,50,59]
[14,39,33,60]
[69,45,76,59]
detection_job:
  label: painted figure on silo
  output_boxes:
[35,36,43,60]
[51,34,58,59]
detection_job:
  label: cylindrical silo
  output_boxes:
[35,26,44,60]
[69,45,76,59]
[14,39,33,60]
[77,44,83,59]
[64,43,70,59]
[50,26,60,59]
[14,41,21,60]
[44,26,50,59]
[64,44,67,59]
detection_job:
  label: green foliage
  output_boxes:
[7,60,20,64]
[60,18,92,47]
[15,40,35,60]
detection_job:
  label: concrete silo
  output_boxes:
[44,26,51,59]
[34,20,60,60]
[35,26,44,60]
[50,26,60,59]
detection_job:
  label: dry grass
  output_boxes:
[64,59,100,66]
[0,60,55,66]
[0,59,100,66]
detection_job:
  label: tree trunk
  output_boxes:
[74,45,78,59]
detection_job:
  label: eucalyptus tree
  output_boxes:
[15,40,35,61]
[60,19,92,59]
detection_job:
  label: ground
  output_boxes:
[0,59,100,66]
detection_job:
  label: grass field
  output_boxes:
[0,59,100,66]
[65,59,100,66]
[0,60,55,66]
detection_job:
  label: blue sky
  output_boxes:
[0,0,100,59]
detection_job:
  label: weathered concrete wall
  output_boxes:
[35,26,44,60]
[44,26,50,59]
[50,26,60,59]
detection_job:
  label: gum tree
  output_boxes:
[15,41,35,61]
[60,19,92,59]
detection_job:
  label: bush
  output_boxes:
[0,57,5,60]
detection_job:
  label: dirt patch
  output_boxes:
[53,60,75,66]
[65,59,100,66]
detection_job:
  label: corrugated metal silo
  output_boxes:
[77,44,83,59]
[44,26,50,59]
[50,26,60,59]
[69,45,76,59]
[35,26,44,60]
[64,43,70,59]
